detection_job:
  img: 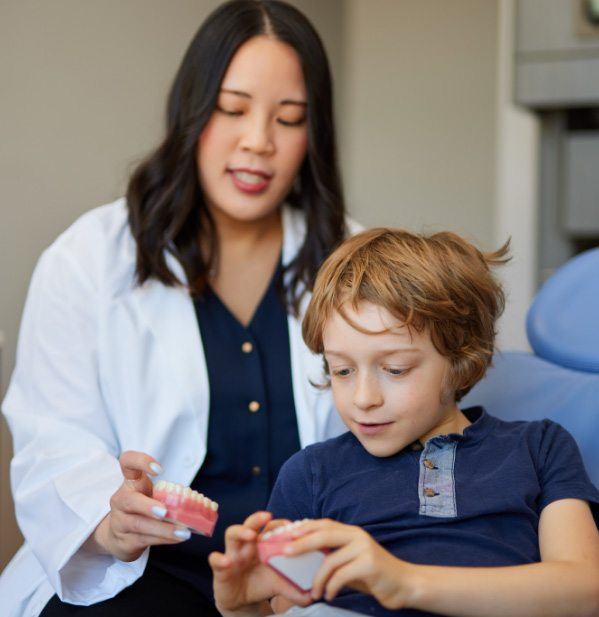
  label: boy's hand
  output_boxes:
[209,512,312,612]
[284,519,416,609]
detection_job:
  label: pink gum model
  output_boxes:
[153,480,219,537]
[258,520,328,592]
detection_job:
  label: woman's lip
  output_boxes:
[228,169,272,194]
[228,167,273,178]
[355,421,394,436]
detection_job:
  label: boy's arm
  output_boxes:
[403,499,599,617]
[288,499,599,617]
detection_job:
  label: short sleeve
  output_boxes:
[267,449,315,521]
[538,420,599,525]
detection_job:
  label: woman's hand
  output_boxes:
[285,519,417,610]
[209,512,312,614]
[84,451,191,562]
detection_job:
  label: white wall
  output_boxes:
[339,0,499,250]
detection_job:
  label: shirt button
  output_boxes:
[252,466,261,476]
[248,401,261,413]
[423,459,437,470]
[423,487,438,498]
[241,341,253,353]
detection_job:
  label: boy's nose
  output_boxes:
[353,374,384,411]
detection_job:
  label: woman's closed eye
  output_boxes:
[216,106,305,126]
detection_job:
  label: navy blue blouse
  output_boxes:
[150,260,300,598]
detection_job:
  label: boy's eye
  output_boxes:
[332,368,353,377]
[384,367,407,376]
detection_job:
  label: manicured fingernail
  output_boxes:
[152,506,167,519]
[174,528,191,540]
[149,462,163,475]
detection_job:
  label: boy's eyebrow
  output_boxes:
[220,88,307,106]
[325,348,423,358]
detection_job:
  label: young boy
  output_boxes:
[209,229,599,617]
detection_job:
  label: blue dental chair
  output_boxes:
[463,248,599,489]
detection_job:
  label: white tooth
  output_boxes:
[155,480,165,490]
[166,482,175,492]
[233,170,266,185]
[183,487,192,498]
[263,531,272,540]
[175,484,182,495]
[203,497,210,507]
[211,501,218,511]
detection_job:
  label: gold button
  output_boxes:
[241,341,253,353]
[252,466,261,476]
[423,459,436,470]
[248,401,261,413]
[423,488,438,498]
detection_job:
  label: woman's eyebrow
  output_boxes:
[220,89,306,106]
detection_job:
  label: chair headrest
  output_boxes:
[526,247,599,373]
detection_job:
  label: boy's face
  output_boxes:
[323,301,467,457]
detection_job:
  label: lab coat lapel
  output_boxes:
[130,252,209,463]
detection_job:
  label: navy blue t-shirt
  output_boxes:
[267,407,599,617]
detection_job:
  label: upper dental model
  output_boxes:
[258,520,327,592]
[153,480,219,537]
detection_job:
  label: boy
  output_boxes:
[209,229,599,617]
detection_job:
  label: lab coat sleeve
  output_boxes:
[2,243,148,605]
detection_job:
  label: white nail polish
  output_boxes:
[174,528,191,540]
[151,506,167,519]
[149,462,163,475]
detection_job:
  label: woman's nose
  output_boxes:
[240,116,275,156]
[353,374,384,411]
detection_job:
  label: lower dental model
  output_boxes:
[258,520,327,592]
[153,480,219,537]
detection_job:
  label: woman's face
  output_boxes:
[197,35,309,225]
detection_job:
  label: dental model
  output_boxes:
[153,480,219,537]
[258,520,327,592]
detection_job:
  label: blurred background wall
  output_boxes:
[0,0,536,569]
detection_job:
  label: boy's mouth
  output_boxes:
[355,421,394,436]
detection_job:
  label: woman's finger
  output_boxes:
[111,486,167,519]
[117,512,191,543]
[119,450,162,481]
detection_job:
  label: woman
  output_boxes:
[0,1,358,615]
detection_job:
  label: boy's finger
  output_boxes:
[119,451,163,480]
[242,510,272,530]
[224,524,257,555]
[284,528,352,555]
[324,561,363,601]
[262,518,292,535]
[311,543,357,600]
[208,551,232,571]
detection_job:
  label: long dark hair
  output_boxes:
[126,0,346,314]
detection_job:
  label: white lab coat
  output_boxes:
[0,199,354,616]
